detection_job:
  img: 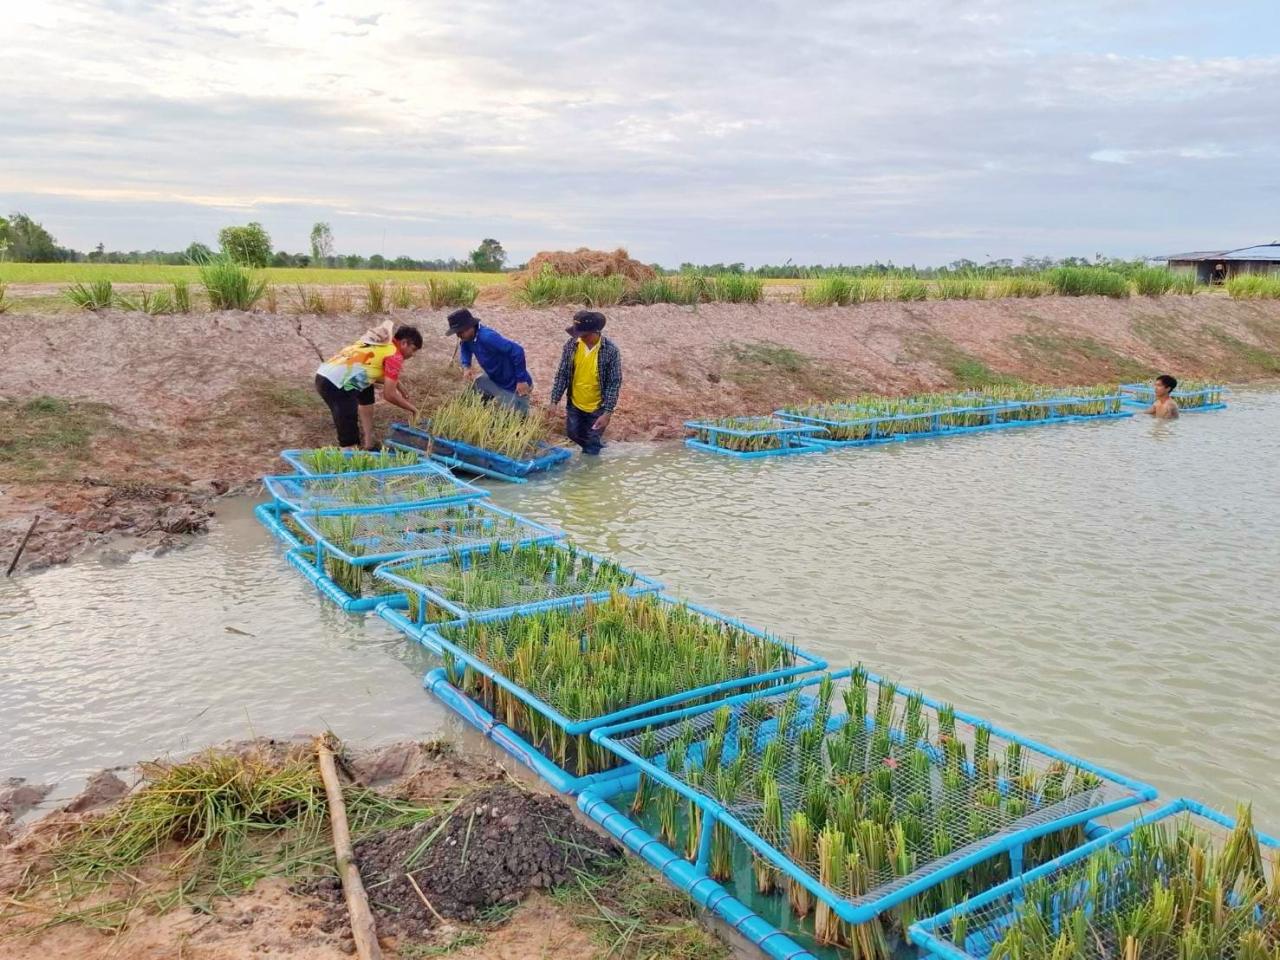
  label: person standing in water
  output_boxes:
[549,310,622,455]
[1146,374,1180,419]
[314,321,422,449]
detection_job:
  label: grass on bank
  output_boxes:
[0,262,506,287]
[1227,274,1280,300]
[0,396,115,479]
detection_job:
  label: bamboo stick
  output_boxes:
[316,734,383,960]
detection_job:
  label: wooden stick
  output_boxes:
[6,515,39,577]
[405,871,447,926]
[317,735,383,960]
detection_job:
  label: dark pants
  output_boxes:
[315,374,374,447]
[566,403,604,455]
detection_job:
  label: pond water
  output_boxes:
[2,388,1277,826]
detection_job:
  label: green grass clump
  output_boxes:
[934,277,989,300]
[64,280,115,310]
[392,540,640,622]
[801,277,857,307]
[967,805,1276,960]
[425,390,551,460]
[711,274,764,303]
[200,255,267,311]
[438,593,796,776]
[1048,267,1130,298]
[365,280,387,313]
[634,276,699,305]
[1226,273,1280,300]
[890,278,930,301]
[991,276,1050,298]
[517,269,627,307]
[426,277,478,308]
[0,281,8,314]
[299,446,420,474]
[1133,267,1176,297]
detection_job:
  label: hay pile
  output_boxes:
[520,247,655,282]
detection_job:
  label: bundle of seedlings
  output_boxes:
[943,805,1279,960]
[388,540,643,622]
[689,416,817,452]
[1122,378,1225,409]
[300,446,421,475]
[272,466,470,514]
[620,668,1121,955]
[976,384,1121,419]
[6,745,431,932]
[435,593,798,777]
[422,391,552,461]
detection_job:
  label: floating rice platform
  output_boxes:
[684,416,827,459]
[909,797,1278,959]
[279,446,426,475]
[389,421,571,483]
[1119,382,1228,411]
[263,462,487,515]
[590,668,1154,937]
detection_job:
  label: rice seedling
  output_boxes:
[365,280,387,313]
[1132,266,1176,296]
[316,513,367,596]
[425,277,478,308]
[12,743,430,931]
[609,667,1133,948]
[386,540,643,622]
[1122,378,1225,409]
[298,446,420,474]
[391,283,415,309]
[64,279,115,310]
[947,805,1280,960]
[1047,267,1130,298]
[200,255,267,311]
[171,279,191,313]
[1226,273,1280,300]
[436,593,798,776]
[425,390,552,460]
[688,415,818,452]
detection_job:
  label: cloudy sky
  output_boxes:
[4,0,1278,266]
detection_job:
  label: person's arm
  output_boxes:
[549,340,573,406]
[383,377,416,415]
[458,339,476,379]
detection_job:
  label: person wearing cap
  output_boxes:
[314,320,423,449]
[549,310,622,455]
[444,308,533,413]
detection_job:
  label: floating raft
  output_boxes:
[279,447,425,475]
[389,421,571,483]
[1119,382,1228,411]
[909,797,1279,959]
[263,462,487,515]
[684,416,827,458]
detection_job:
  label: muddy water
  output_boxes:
[486,387,1280,823]
[3,389,1277,826]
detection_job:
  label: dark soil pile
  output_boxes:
[521,247,656,282]
[315,785,619,935]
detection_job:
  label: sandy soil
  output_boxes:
[1,297,1277,572]
[0,739,663,960]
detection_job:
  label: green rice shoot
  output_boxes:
[425,391,552,461]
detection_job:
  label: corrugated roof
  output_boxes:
[1219,244,1280,262]
[1158,244,1280,262]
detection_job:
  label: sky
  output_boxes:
[3,0,1278,267]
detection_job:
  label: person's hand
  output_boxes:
[515,382,531,397]
[460,365,476,381]
[593,412,611,434]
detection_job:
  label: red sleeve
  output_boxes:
[383,352,403,381]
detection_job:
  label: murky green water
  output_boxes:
[3,389,1277,827]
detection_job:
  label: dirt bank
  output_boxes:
[1,297,1277,572]
[0,737,724,960]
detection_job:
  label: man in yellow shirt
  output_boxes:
[549,311,623,455]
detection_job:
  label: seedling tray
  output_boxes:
[263,463,487,515]
[389,421,571,481]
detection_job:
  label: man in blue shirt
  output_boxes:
[445,308,533,413]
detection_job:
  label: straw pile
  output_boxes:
[520,247,656,283]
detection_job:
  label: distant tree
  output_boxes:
[184,241,214,262]
[5,212,61,262]
[368,254,387,269]
[344,254,363,269]
[0,216,9,259]
[468,238,506,272]
[310,222,334,263]
[218,221,272,267]
[87,242,105,262]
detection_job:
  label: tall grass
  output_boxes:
[391,283,414,309]
[64,280,115,310]
[934,277,989,300]
[1226,273,1280,300]
[425,277,478,308]
[516,270,627,307]
[365,280,387,314]
[0,281,8,314]
[1132,267,1176,297]
[1048,267,1130,298]
[1168,273,1198,295]
[891,277,929,301]
[711,274,764,303]
[199,256,267,311]
[992,276,1050,298]
[172,280,191,313]
[634,276,699,305]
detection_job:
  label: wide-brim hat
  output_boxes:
[565,310,607,336]
[445,308,480,335]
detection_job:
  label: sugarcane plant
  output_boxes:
[964,805,1279,960]
[435,593,797,776]
[387,540,641,621]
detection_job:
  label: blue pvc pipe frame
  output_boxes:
[255,502,308,550]
[262,462,489,516]
[417,593,827,737]
[908,797,1280,960]
[371,542,665,625]
[1119,382,1229,412]
[578,778,821,960]
[279,447,427,475]
[683,417,829,459]
[389,421,572,480]
[590,668,1157,927]
[289,502,564,568]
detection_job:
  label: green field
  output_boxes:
[0,262,508,287]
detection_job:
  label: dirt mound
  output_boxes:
[313,785,618,935]
[521,247,656,282]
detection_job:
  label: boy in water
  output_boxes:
[1147,374,1180,419]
